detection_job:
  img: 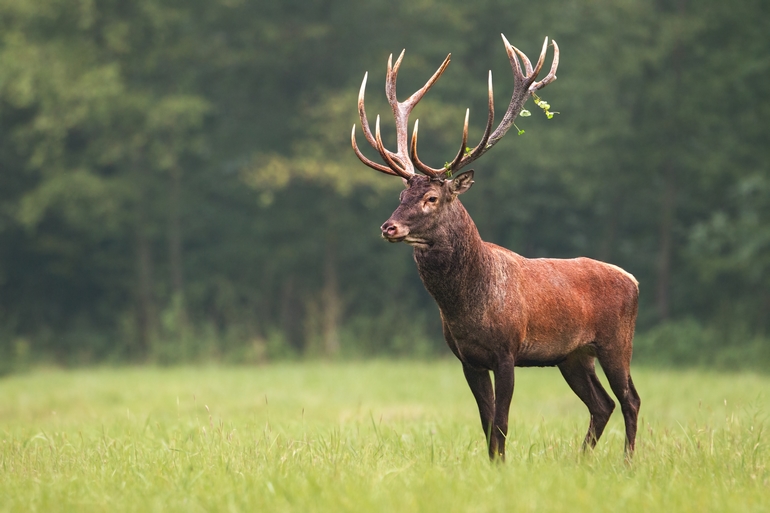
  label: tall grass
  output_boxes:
[0,361,768,512]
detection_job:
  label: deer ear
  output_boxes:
[450,170,474,195]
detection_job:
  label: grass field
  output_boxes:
[0,360,768,512]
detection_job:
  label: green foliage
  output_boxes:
[634,319,770,372]
[0,0,769,366]
[532,93,558,119]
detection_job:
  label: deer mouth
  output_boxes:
[382,232,428,246]
[383,234,406,243]
[403,237,430,248]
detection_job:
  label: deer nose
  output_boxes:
[381,221,398,236]
[381,221,406,239]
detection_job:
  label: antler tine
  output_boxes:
[351,125,400,176]
[445,109,470,171]
[403,54,451,111]
[357,72,379,152]
[374,115,411,179]
[513,47,533,76]
[479,71,496,150]
[411,120,445,178]
[530,37,549,81]
[451,70,495,170]
[502,34,528,84]
[358,69,404,165]
[507,36,548,85]
[531,40,559,91]
[385,51,404,106]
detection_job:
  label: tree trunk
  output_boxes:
[321,240,341,357]
[134,206,156,359]
[279,275,303,352]
[167,164,188,332]
[655,170,676,321]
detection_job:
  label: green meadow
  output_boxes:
[0,361,768,512]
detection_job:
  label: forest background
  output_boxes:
[0,0,768,372]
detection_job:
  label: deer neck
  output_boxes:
[413,201,490,316]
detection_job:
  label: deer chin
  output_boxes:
[403,237,430,249]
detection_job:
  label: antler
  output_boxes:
[352,34,559,180]
[419,35,560,176]
[352,50,450,179]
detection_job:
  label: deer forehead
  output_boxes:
[401,178,446,202]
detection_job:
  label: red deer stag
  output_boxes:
[351,35,640,461]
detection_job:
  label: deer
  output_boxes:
[351,35,641,461]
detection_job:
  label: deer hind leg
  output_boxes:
[558,352,615,449]
[596,344,641,456]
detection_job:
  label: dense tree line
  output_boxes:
[0,0,768,369]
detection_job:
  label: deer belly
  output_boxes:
[517,329,595,367]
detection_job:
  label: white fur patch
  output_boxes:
[603,262,639,289]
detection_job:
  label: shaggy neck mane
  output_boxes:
[413,199,492,317]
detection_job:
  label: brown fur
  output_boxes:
[381,173,640,460]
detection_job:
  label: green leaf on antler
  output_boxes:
[532,93,559,120]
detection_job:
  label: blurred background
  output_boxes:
[0,0,768,372]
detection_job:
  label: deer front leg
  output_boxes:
[491,357,515,461]
[462,364,495,453]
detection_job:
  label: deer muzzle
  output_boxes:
[381,220,409,243]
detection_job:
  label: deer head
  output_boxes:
[379,172,474,248]
[351,34,559,246]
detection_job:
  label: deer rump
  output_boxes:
[351,34,640,461]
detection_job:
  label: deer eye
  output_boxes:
[427,196,438,203]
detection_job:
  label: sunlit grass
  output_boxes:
[0,361,768,512]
